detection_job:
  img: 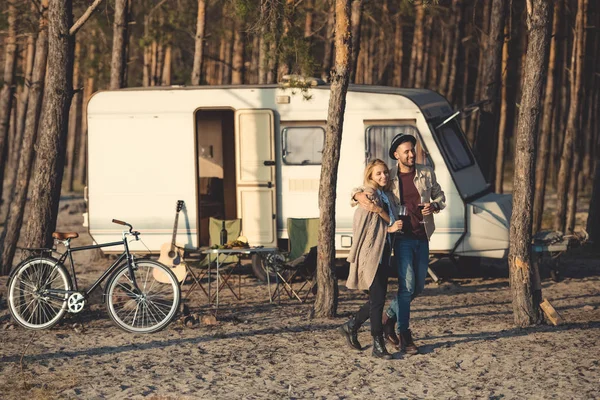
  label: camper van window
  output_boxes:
[282,127,325,165]
[434,120,474,171]
[366,125,433,168]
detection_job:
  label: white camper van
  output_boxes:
[84,84,511,261]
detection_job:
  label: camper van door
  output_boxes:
[234,109,277,247]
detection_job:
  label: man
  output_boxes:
[352,133,445,354]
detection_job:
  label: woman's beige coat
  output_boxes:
[346,187,397,291]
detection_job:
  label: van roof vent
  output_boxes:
[280,75,326,87]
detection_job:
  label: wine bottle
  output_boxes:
[220,220,227,245]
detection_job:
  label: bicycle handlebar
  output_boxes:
[112,219,134,232]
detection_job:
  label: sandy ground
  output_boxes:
[0,196,599,399]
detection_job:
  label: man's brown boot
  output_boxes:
[399,329,419,355]
[382,314,399,346]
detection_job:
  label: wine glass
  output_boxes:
[418,194,427,224]
[397,205,407,233]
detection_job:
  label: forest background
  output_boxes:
[0,0,598,278]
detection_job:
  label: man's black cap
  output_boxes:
[389,133,417,159]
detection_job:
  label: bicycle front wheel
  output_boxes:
[8,257,71,330]
[105,260,180,333]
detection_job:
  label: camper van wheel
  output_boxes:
[251,253,278,282]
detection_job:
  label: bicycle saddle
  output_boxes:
[52,232,79,240]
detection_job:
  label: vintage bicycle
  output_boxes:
[7,219,181,333]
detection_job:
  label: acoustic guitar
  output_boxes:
[154,200,187,283]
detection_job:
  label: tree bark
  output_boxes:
[304,0,314,39]
[446,0,464,105]
[494,24,510,194]
[438,1,456,96]
[8,34,36,192]
[508,0,551,328]
[321,1,335,82]
[533,0,561,232]
[78,43,95,186]
[473,0,506,186]
[587,163,600,244]
[22,0,74,250]
[408,1,425,87]
[554,0,587,232]
[466,0,492,144]
[313,0,352,318]
[64,40,81,192]
[349,0,363,83]
[0,0,18,207]
[0,3,49,274]
[391,11,403,87]
[579,24,598,192]
[231,24,245,85]
[191,0,207,86]
[162,44,172,86]
[109,0,128,90]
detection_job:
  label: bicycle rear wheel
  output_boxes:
[105,260,180,333]
[8,257,71,330]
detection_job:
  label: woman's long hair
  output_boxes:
[363,159,392,192]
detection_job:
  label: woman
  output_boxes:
[339,159,403,359]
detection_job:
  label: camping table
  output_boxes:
[201,247,278,312]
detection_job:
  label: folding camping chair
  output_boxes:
[269,218,319,303]
[185,218,243,301]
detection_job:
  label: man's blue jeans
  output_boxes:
[386,237,429,332]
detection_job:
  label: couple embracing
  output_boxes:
[340,133,446,360]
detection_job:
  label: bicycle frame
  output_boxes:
[43,232,142,300]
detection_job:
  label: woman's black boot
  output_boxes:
[372,335,393,359]
[339,317,362,350]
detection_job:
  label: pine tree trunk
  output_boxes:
[191,0,206,86]
[266,0,281,84]
[349,0,363,83]
[421,15,433,88]
[447,0,463,105]
[258,0,269,85]
[150,40,158,86]
[223,25,234,84]
[466,0,492,144]
[249,35,260,84]
[473,0,506,186]
[110,0,128,89]
[0,3,49,274]
[304,0,314,39]
[23,0,74,249]
[143,43,151,86]
[64,40,81,192]
[408,1,425,87]
[587,163,600,244]
[554,0,587,232]
[78,43,95,186]
[162,45,172,85]
[321,1,335,81]
[313,0,352,318]
[533,0,561,232]
[566,139,582,232]
[495,24,510,194]
[0,0,18,207]
[392,12,403,87]
[509,0,551,328]
[580,28,598,191]
[8,34,36,192]
[438,2,456,96]
[231,25,245,84]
